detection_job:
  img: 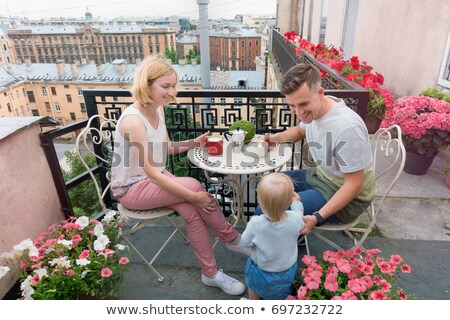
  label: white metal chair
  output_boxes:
[304,125,406,254]
[75,115,189,282]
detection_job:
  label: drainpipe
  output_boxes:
[196,0,211,89]
[29,80,44,116]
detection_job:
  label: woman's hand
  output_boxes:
[191,191,217,214]
[194,131,210,148]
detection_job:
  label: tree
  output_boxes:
[62,151,102,217]
[164,47,179,64]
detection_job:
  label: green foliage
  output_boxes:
[186,47,201,64]
[229,120,256,143]
[420,86,450,103]
[62,151,102,217]
[367,88,386,120]
[164,47,179,64]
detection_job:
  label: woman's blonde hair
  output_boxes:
[131,56,178,108]
[257,173,294,222]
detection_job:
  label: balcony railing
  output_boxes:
[271,29,369,120]
[41,89,304,219]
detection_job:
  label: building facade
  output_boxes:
[7,23,177,65]
[209,28,262,71]
[276,0,450,97]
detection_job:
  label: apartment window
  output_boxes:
[248,51,251,57]
[241,60,245,67]
[20,106,25,115]
[42,87,47,96]
[45,102,51,112]
[241,51,245,57]
[80,102,86,112]
[51,87,57,96]
[249,41,252,47]
[241,40,245,46]
[256,40,259,46]
[77,88,83,96]
[113,96,118,102]
[64,85,69,89]
[70,112,76,121]
[232,40,236,47]
[7,103,11,112]
[66,94,72,103]
[194,105,200,114]
[10,93,13,101]
[221,116,225,125]
[221,98,226,104]
[31,109,39,116]
[26,103,30,112]
[16,90,20,98]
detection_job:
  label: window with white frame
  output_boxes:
[438,26,450,89]
[54,102,61,112]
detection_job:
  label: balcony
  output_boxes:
[1,88,449,301]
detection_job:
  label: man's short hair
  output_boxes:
[280,64,322,95]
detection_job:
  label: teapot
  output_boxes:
[224,126,247,147]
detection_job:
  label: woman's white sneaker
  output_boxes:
[201,270,245,295]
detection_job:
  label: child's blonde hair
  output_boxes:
[131,56,178,108]
[257,173,294,222]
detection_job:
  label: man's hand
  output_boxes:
[300,215,318,235]
[264,133,277,149]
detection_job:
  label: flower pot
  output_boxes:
[364,117,382,134]
[403,151,435,175]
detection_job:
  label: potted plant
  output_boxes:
[287,247,413,300]
[0,211,129,300]
[229,120,256,143]
[381,96,450,175]
[284,31,394,133]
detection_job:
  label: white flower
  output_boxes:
[49,256,71,269]
[57,239,72,248]
[76,258,91,266]
[115,244,126,251]
[34,268,48,279]
[103,210,117,222]
[75,216,90,229]
[28,245,39,257]
[1,250,18,260]
[94,223,104,236]
[0,266,10,279]
[94,234,110,251]
[13,239,34,251]
[81,270,88,279]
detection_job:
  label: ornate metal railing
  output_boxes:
[41,89,303,219]
[271,29,369,120]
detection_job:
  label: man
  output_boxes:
[263,64,376,235]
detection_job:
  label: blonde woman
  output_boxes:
[111,57,245,295]
[228,173,305,300]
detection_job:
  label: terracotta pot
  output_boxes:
[403,151,435,175]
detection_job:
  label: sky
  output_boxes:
[0,0,276,20]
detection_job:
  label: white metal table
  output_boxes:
[187,143,293,226]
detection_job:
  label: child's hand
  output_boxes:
[292,192,301,202]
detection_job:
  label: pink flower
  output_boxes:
[30,274,40,285]
[377,261,392,274]
[79,250,90,259]
[389,255,403,265]
[297,286,308,299]
[348,278,366,293]
[369,290,387,300]
[101,267,112,278]
[341,290,357,300]
[401,264,411,273]
[380,279,392,292]
[71,235,82,246]
[286,295,296,300]
[119,257,129,265]
[398,290,407,300]
[304,275,321,290]
[324,276,338,292]
[301,255,317,265]
[66,269,75,277]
